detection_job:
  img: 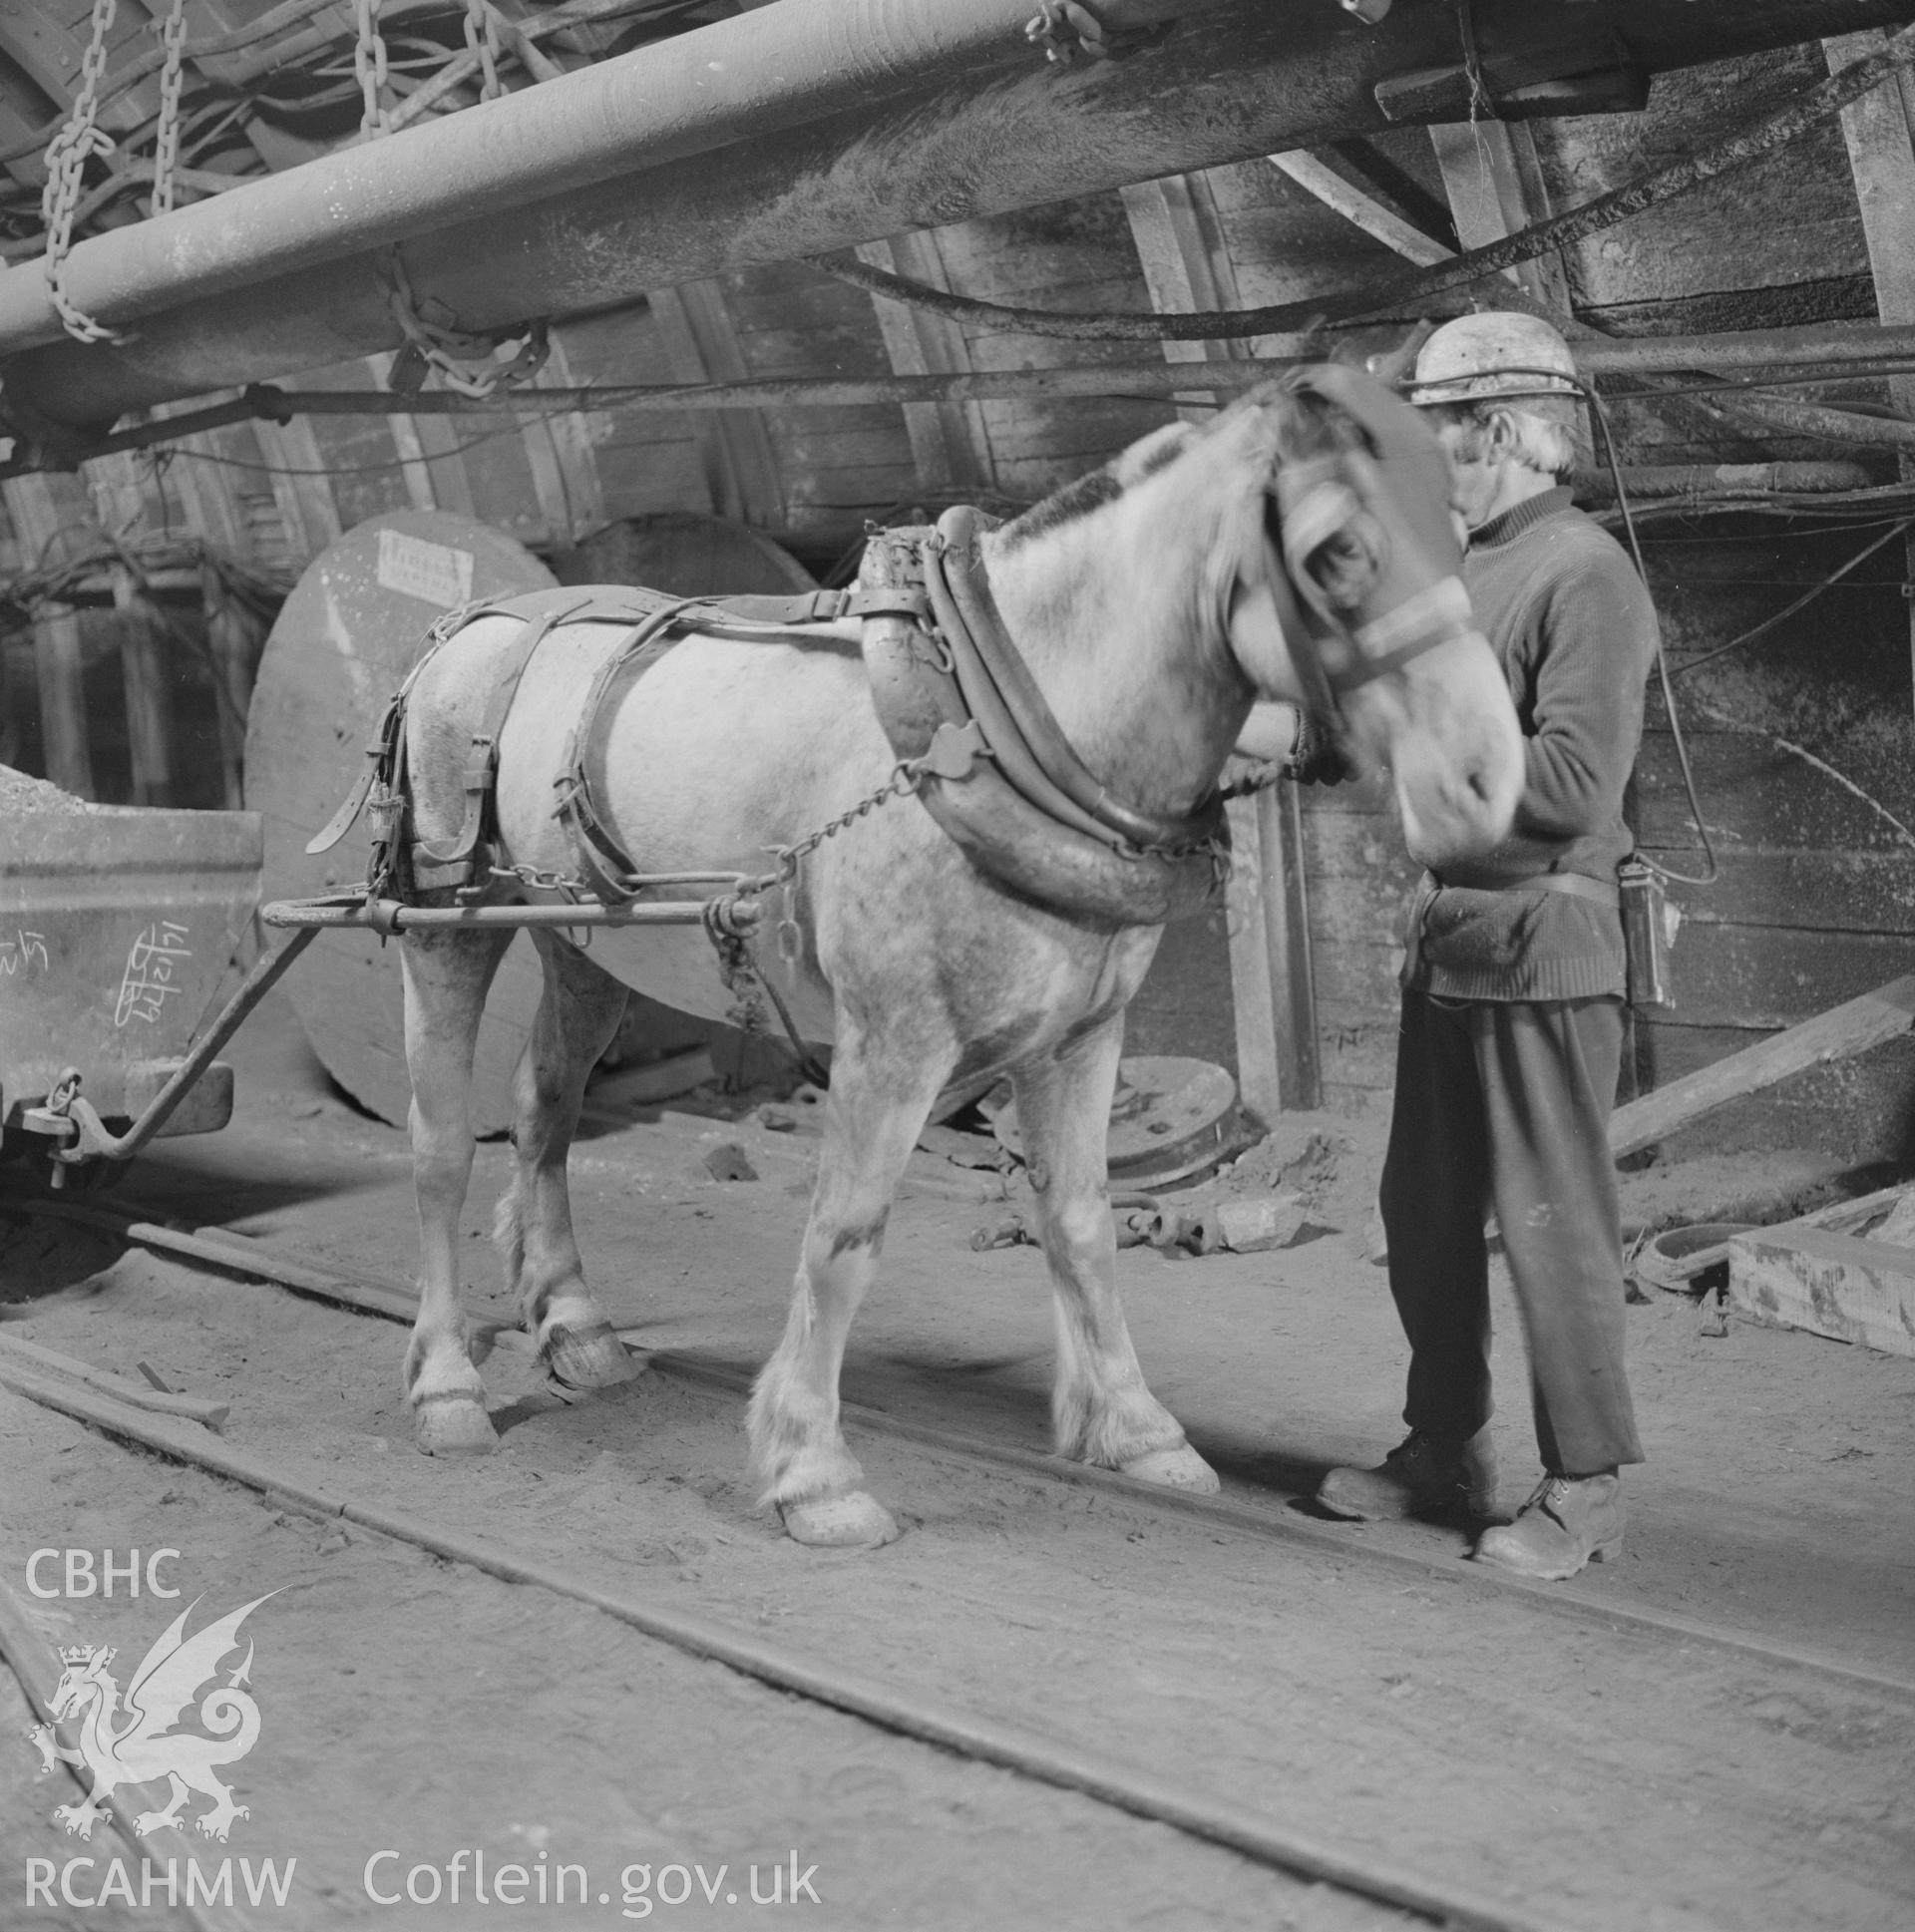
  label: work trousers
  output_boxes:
[1378,989,1644,1475]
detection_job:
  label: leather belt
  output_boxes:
[1404,868,1620,986]
[1427,869,1621,910]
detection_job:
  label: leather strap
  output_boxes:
[1428,868,1622,911]
[410,594,593,890]
[929,506,1223,856]
[552,598,707,902]
[305,688,403,856]
[857,527,1223,928]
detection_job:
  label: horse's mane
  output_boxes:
[995,421,1198,554]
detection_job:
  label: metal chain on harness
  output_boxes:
[151,0,190,215]
[490,859,584,899]
[462,0,505,102]
[475,755,936,1088]
[353,0,391,138]
[40,0,124,345]
[765,759,931,963]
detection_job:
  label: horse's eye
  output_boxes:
[1305,516,1387,609]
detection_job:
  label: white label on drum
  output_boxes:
[376,529,475,607]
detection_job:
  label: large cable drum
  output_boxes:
[552,511,816,596]
[244,511,557,1132]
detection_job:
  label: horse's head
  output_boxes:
[1215,369,1523,868]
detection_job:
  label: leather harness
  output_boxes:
[306,581,917,905]
[309,371,1478,934]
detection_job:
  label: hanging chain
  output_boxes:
[462,0,504,103]
[353,0,391,138]
[40,0,123,344]
[381,245,550,397]
[151,0,190,215]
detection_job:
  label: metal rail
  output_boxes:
[0,1353,1559,1932]
[14,1198,1915,1710]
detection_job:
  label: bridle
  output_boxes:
[1241,364,1480,730]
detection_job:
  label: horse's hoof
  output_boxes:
[778,1492,901,1549]
[542,1322,639,1398]
[1120,1444,1220,1492]
[414,1393,499,1456]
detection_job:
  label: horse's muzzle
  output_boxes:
[1384,625,1525,869]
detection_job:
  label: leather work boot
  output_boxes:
[1471,1472,1624,1581]
[1316,1428,1498,1522]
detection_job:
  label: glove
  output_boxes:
[1286,710,1355,786]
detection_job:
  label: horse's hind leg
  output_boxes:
[1015,1013,1219,1491]
[401,926,512,1454]
[498,930,637,1395]
[747,1033,945,1549]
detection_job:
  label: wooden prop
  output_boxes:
[1727,1224,1915,1357]
[1609,974,1915,1158]
[1724,1182,1915,1357]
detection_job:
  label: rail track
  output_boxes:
[13,1194,1913,1710]
[5,1192,1912,1932]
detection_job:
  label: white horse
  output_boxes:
[389,374,1522,1547]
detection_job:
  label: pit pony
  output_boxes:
[382,369,1522,1547]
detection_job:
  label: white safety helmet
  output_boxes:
[1404,311,1580,406]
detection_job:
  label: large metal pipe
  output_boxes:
[7,0,1907,430]
[0,0,1227,359]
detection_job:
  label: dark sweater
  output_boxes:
[1404,486,1659,1002]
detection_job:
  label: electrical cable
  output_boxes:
[1668,516,1915,681]
[1588,377,1720,887]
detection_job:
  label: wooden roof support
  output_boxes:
[514,328,605,545]
[853,234,994,495]
[1266,152,1456,267]
[1,476,92,798]
[156,407,267,808]
[250,416,343,568]
[1121,172,1320,1116]
[1427,120,1573,314]
[648,281,786,531]
[361,357,443,515]
[1826,28,1915,716]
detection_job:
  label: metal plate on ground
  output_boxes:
[986,1055,1242,1189]
[243,511,557,1131]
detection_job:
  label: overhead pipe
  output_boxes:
[5,0,1909,431]
[0,0,1230,361]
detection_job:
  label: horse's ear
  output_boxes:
[1359,320,1437,389]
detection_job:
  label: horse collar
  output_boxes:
[915,507,1225,860]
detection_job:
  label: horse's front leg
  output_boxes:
[499,931,638,1397]
[747,1034,946,1549]
[401,927,513,1454]
[1016,1015,1219,1491]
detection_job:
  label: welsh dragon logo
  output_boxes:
[26,1594,272,1843]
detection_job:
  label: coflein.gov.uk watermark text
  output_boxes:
[27,1852,821,1916]
[364,1850,822,1915]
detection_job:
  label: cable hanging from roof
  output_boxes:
[810,21,1915,343]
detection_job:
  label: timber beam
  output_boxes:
[3,1,1910,431]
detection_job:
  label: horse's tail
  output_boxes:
[196,1690,261,1765]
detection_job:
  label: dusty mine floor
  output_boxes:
[3,994,1912,1931]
